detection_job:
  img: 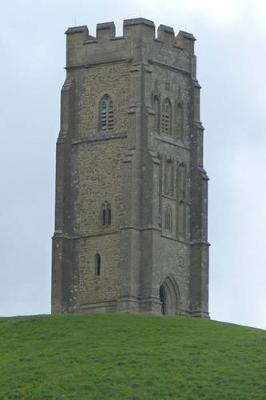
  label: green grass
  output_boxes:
[0,314,265,399]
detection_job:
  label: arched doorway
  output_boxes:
[159,275,180,315]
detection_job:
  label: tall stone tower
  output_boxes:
[52,18,209,317]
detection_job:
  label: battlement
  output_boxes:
[66,18,195,46]
[65,18,196,69]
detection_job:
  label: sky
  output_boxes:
[0,0,266,330]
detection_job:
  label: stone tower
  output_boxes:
[52,18,209,317]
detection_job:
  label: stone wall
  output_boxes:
[72,63,130,309]
[76,64,130,138]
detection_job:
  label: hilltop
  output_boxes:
[0,314,265,399]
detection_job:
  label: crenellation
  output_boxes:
[65,20,196,50]
[65,20,196,70]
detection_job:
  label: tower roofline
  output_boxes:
[64,18,196,69]
[65,18,196,47]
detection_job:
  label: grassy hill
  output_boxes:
[0,314,266,399]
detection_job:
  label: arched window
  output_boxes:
[95,253,101,276]
[165,159,174,196]
[161,99,172,135]
[99,95,114,131]
[165,205,172,232]
[108,207,112,225]
[176,162,186,237]
[176,101,184,139]
[154,96,160,133]
[101,202,112,225]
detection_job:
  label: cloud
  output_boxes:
[184,0,245,24]
[136,0,246,26]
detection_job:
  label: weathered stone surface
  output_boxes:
[52,18,209,317]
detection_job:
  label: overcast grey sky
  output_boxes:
[1,0,266,329]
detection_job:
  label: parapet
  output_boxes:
[65,18,196,68]
[65,18,195,47]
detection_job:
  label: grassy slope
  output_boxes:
[0,314,265,400]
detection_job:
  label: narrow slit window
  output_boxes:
[102,208,106,225]
[108,208,112,225]
[101,202,112,225]
[95,253,101,276]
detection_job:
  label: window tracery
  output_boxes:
[161,99,172,135]
[99,94,114,131]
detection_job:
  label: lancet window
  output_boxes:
[176,162,186,238]
[101,201,112,225]
[176,101,184,139]
[99,94,114,131]
[154,96,160,133]
[165,158,174,196]
[165,205,172,232]
[161,99,172,135]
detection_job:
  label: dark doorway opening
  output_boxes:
[159,285,166,315]
[159,276,180,315]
